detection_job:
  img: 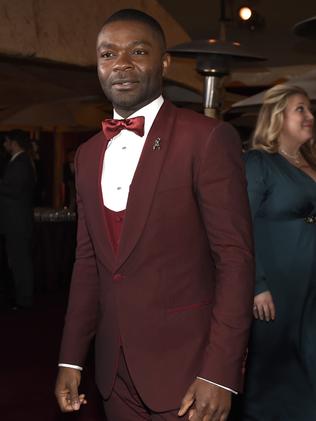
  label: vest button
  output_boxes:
[113,273,124,281]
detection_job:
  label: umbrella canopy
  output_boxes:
[293,16,316,40]
[227,68,316,111]
[224,69,316,130]
[0,97,111,131]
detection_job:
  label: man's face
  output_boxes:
[96,20,170,117]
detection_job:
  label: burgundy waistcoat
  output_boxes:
[104,207,125,254]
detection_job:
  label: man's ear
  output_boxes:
[162,53,171,77]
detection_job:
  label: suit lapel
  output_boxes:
[115,101,176,270]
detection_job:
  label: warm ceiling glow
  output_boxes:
[239,6,252,21]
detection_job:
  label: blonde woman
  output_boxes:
[241,84,316,420]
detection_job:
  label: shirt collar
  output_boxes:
[113,96,164,139]
[10,151,24,162]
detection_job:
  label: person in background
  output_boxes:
[0,134,8,177]
[0,135,9,305]
[63,148,76,211]
[29,139,46,207]
[241,84,316,420]
[55,9,254,421]
[0,130,35,309]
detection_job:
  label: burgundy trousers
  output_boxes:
[103,349,181,420]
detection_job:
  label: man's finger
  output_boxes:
[79,393,87,405]
[69,385,80,411]
[186,408,203,421]
[188,408,195,420]
[59,396,80,412]
[269,302,276,320]
[262,303,270,321]
[219,410,230,421]
[178,392,194,416]
[55,389,72,412]
[257,305,264,320]
[189,408,219,421]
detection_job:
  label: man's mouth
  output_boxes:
[112,80,138,88]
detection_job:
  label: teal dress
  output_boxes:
[241,150,316,420]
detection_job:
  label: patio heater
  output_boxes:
[168,0,265,118]
[293,16,316,40]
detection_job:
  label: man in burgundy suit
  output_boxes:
[55,9,254,421]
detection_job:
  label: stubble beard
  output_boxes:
[102,83,147,114]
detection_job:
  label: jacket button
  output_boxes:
[113,273,124,281]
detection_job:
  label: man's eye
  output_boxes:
[133,49,146,55]
[101,51,114,58]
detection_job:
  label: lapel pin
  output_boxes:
[152,137,161,151]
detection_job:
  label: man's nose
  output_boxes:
[113,52,133,71]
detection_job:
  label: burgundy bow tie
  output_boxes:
[102,116,145,139]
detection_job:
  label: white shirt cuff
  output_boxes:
[196,377,238,394]
[58,363,83,371]
[57,368,236,394]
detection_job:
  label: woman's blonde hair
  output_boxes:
[251,83,316,167]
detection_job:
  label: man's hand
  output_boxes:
[178,378,231,420]
[55,367,87,412]
[253,290,276,321]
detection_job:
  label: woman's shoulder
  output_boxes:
[243,148,271,160]
[243,149,277,167]
[243,149,277,181]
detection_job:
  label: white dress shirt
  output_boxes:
[59,95,236,394]
[101,95,163,211]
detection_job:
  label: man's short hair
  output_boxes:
[6,130,31,151]
[102,8,166,50]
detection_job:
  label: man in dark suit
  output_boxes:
[55,9,254,421]
[0,130,35,309]
[0,136,9,304]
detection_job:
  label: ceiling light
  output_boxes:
[237,5,265,31]
[238,6,253,21]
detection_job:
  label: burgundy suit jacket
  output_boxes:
[59,100,254,411]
